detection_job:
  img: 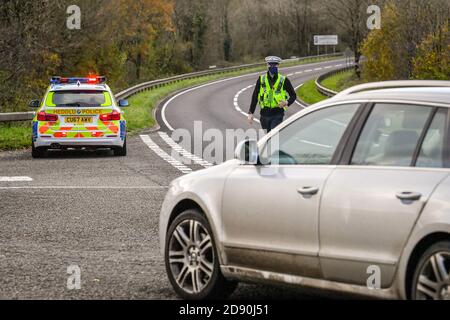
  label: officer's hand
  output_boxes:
[278,101,288,108]
[248,114,254,125]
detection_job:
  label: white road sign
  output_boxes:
[314,35,339,46]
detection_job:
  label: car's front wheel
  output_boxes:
[411,241,450,300]
[165,210,237,300]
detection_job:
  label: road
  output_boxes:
[157,58,348,163]
[0,58,349,299]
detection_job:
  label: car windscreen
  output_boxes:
[52,91,106,107]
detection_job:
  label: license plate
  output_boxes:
[65,116,93,124]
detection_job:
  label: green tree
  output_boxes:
[361,3,403,81]
[412,23,450,80]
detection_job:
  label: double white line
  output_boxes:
[140,133,214,175]
[140,135,193,174]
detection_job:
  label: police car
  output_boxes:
[29,76,129,158]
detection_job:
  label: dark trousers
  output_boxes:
[260,114,284,133]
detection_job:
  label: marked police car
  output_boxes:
[29,76,129,158]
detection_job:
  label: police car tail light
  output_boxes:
[37,112,58,122]
[100,110,120,121]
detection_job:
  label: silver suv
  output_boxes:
[159,81,450,300]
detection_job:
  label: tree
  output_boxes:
[361,0,450,81]
[117,0,174,80]
[361,3,403,81]
[413,22,450,80]
[326,0,371,63]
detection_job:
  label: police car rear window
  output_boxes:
[52,91,106,107]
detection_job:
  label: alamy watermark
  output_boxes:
[66,5,81,30]
[170,122,268,165]
[367,5,382,30]
[367,265,381,290]
[67,264,81,290]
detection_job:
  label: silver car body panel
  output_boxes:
[319,166,449,288]
[159,85,450,299]
[159,160,240,263]
[397,174,450,298]
[221,265,398,299]
[221,165,336,278]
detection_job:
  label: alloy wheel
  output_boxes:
[415,251,450,300]
[168,219,215,294]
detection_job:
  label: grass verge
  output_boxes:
[321,69,361,92]
[296,80,328,105]
[0,122,32,150]
[0,55,342,150]
[297,69,363,105]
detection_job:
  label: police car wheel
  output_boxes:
[113,139,127,157]
[165,210,238,300]
[31,143,47,158]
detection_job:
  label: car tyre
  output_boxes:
[165,210,238,300]
[411,241,450,300]
[113,139,127,156]
[31,143,47,158]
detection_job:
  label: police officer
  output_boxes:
[248,56,297,132]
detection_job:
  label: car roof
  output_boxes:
[324,81,450,107]
[50,83,110,92]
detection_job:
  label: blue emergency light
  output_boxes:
[50,76,107,85]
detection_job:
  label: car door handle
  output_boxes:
[297,187,319,196]
[396,191,422,201]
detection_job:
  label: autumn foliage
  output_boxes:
[361,0,449,81]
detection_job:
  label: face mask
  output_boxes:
[268,66,278,75]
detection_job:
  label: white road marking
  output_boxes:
[314,68,322,71]
[300,139,333,149]
[293,83,307,109]
[0,176,33,182]
[161,58,348,131]
[233,85,261,123]
[140,135,193,174]
[325,118,347,127]
[158,132,213,168]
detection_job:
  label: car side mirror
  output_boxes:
[118,99,129,107]
[29,100,40,108]
[235,139,258,165]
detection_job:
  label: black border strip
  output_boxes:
[443,107,450,168]
[338,102,374,165]
[411,107,438,167]
[331,102,369,165]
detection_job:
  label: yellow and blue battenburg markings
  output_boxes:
[32,76,126,139]
[32,122,38,142]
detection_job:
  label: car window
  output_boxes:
[416,109,447,168]
[261,104,360,165]
[52,91,106,106]
[351,103,432,167]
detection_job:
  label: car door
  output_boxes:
[319,103,450,288]
[221,103,361,278]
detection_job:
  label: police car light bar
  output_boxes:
[50,76,107,85]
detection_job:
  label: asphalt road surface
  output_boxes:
[0,58,351,299]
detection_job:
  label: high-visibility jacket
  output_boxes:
[258,74,287,109]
